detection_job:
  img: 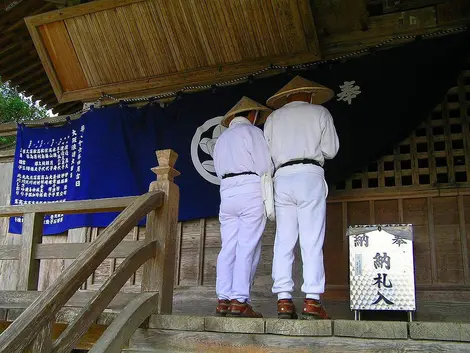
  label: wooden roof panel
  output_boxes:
[39,21,89,91]
[2,0,467,115]
[25,0,321,103]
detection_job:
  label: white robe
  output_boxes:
[263,101,339,300]
[213,117,272,302]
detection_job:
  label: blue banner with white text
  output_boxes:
[9,104,164,234]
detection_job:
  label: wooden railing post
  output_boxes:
[17,212,53,351]
[17,212,44,291]
[141,149,180,314]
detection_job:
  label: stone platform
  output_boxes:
[123,315,470,352]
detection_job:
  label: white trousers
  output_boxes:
[271,164,328,300]
[216,186,266,302]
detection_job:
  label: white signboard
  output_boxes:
[347,224,416,311]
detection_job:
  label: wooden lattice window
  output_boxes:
[333,59,470,192]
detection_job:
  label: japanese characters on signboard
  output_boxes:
[11,120,85,229]
[347,224,416,311]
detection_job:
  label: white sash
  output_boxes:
[261,173,275,221]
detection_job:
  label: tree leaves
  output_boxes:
[0,77,49,147]
[0,78,48,124]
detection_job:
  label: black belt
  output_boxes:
[222,171,257,180]
[276,158,321,172]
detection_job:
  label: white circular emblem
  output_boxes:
[190,116,227,185]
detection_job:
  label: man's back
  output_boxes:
[214,119,271,193]
[264,101,339,168]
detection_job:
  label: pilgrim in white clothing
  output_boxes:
[213,96,273,318]
[264,76,339,319]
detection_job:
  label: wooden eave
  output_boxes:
[0,0,468,112]
[23,0,322,104]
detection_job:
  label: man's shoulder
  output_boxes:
[270,102,327,118]
[275,102,328,112]
[236,123,261,133]
[219,124,255,140]
[304,103,329,113]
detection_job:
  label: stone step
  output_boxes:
[125,328,470,353]
[146,314,470,342]
[122,315,470,352]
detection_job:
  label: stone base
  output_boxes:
[146,315,470,343]
[127,328,470,353]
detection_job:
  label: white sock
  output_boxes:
[277,292,293,300]
[306,294,320,300]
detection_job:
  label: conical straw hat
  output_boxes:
[222,96,272,127]
[266,75,334,109]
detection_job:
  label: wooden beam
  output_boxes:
[457,195,470,284]
[0,240,151,262]
[427,197,438,284]
[321,6,439,57]
[0,195,146,217]
[44,0,69,5]
[34,240,149,260]
[367,0,447,15]
[312,0,369,35]
[4,3,57,33]
[12,68,46,87]
[0,291,138,310]
[437,0,470,26]
[55,52,320,103]
[2,61,42,82]
[326,185,470,203]
[25,0,149,26]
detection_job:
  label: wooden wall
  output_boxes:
[0,55,469,320]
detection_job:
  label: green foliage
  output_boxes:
[0,78,49,146]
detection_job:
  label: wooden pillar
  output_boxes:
[17,212,44,291]
[141,149,180,314]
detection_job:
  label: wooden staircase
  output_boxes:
[0,149,180,352]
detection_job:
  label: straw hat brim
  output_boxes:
[266,86,334,109]
[222,96,273,127]
[221,107,272,127]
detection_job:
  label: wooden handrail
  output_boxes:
[0,195,137,217]
[0,191,163,352]
[88,292,159,353]
[0,148,181,352]
[52,241,157,353]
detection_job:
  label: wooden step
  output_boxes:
[124,327,470,353]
